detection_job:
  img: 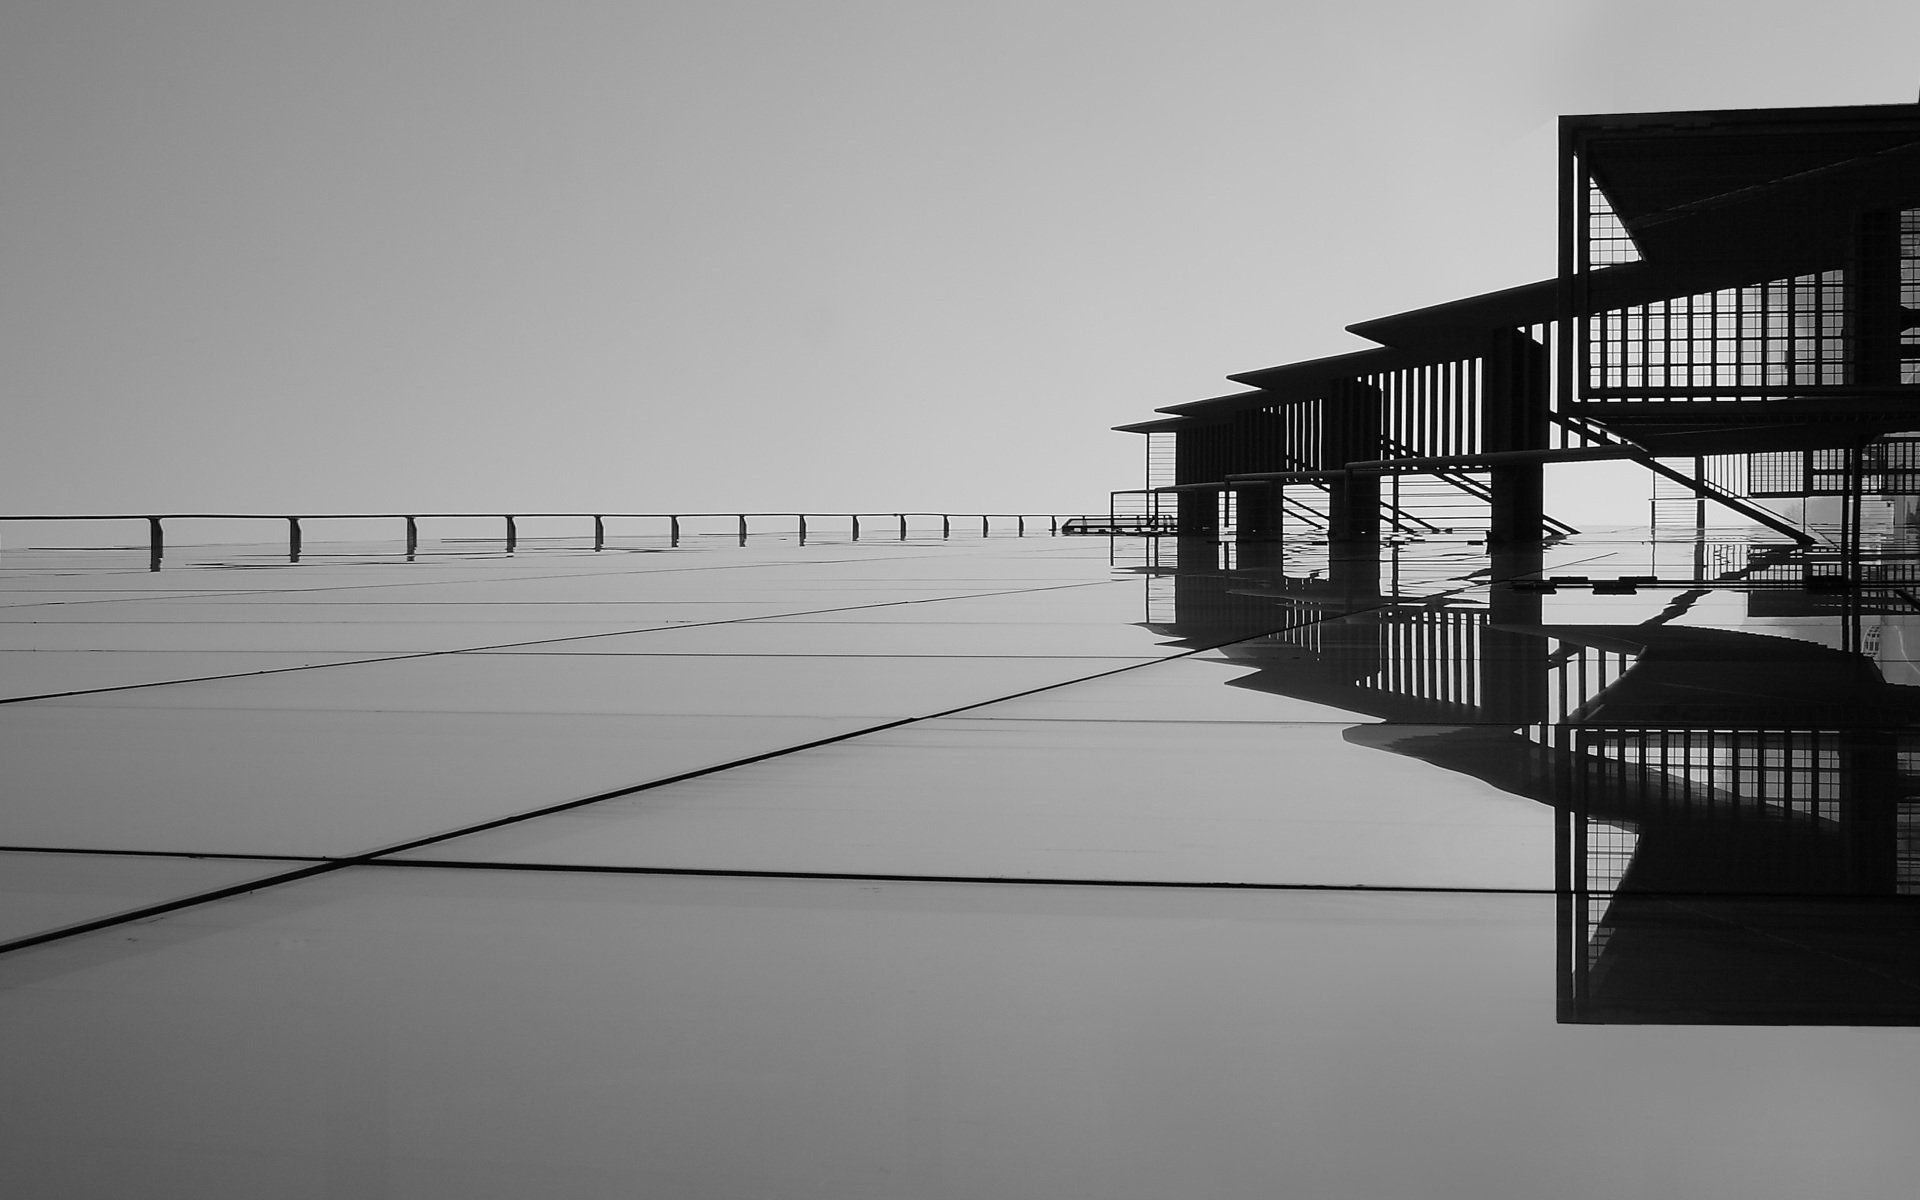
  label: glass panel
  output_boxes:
[402,716,1556,890]
[478,618,1182,659]
[966,655,1372,722]
[3,871,1917,1198]
[0,650,376,700]
[0,707,865,856]
[33,653,1154,720]
[0,851,298,944]
[762,584,1146,625]
[0,616,762,653]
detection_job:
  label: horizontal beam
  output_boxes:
[1221,445,1642,486]
[1343,446,1644,471]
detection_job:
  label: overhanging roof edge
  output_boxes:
[1156,389,1276,417]
[1346,279,1556,349]
[1561,102,1920,136]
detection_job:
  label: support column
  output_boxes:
[1173,423,1225,538]
[1234,482,1289,570]
[1323,380,1382,546]
[1174,490,1217,537]
[1235,482,1286,544]
[1485,330,1550,545]
[1482,545,1549,727]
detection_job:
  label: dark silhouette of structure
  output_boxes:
[1108,102,1920,1024]
[1143,542,1920,1026]
[1113,103,1920,550]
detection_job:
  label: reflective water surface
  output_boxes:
[3,530,1919,1195]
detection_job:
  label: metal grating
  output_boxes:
[1576,729,1844,823]
[1587,270,1850,399]
[1584,183,1641,269]
[1146,432,1176,491]
[1904,209,1920,385]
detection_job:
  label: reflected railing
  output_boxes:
[0,511,1087,571]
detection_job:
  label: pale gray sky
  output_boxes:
[5,1,1919,521]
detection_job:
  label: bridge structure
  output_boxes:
[1114,102,1920,553]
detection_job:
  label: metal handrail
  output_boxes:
[0,511,1085,570]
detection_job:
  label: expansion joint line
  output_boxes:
[0,563,1531,958]
[0,579,1122,706]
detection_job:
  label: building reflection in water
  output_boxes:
[1106,103,1920,1027]
[1137,531,1920,1026]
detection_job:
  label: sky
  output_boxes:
[5,0,1920,525]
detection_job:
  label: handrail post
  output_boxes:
[851,514,861,541]
[897,514,906,540]
[1018,516,1025,537]
[670,515,680,547]
[942,515,950,539]
[505,515,517,553]
[981,515,989,537]
[797,514,807,545]
[405,516,418,559]
[738,514,747,546]
[287,516,302,562]
[593,515,605,551]
[148,516,163,572]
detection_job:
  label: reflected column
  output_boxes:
[1845,730,1900,895]
[1484,546,1548,727]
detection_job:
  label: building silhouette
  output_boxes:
[1110,102,1920,1025]
[1112,102,1920,549]
[1139,544,1920,1025]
